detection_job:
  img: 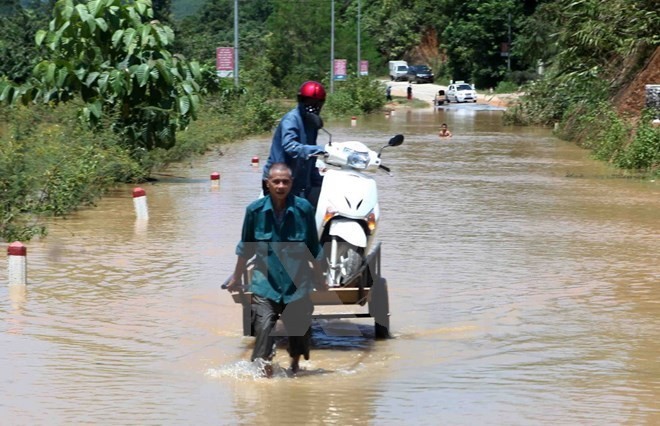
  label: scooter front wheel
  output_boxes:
[326,237,364,287]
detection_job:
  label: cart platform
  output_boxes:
[226,243,391,338]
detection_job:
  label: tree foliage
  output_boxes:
[0,4,50,83]
[440,0,525,88]
[1,0,203,152]
[545,0,659,80]
[0,101,145,241]
[362,0,419,60]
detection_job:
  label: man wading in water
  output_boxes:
[226,163,327,377]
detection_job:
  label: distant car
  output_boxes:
[406,65,435,84]
[445,82,477,103]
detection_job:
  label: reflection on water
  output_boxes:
[1,107,659,424]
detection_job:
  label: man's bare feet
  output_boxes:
[290,355,301,374]
[263,363,273,378]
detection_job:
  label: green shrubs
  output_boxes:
[557,102,659,174]
[506,72,659,176]
[324,77,386,116]
[494,81,519,94]
[0,102,145,241]
[617,111,660,171]
[167,90,281,165]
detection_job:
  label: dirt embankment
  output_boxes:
[612,46,660,118]
[476,92,521,108]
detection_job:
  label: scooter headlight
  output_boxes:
[346,150,370,169]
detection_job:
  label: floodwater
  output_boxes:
[1,106,659,424]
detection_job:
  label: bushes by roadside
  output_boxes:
[143,90,281,172]
[0,89,281,242]
[323,77,386,116]
[504,75,659,177]
[560,104,659,173]
[1,102,145,241]
[1,75,388,241]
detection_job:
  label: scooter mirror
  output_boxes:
[378,134,404,157]
[388,134,404,147]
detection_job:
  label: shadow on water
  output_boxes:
[310,321,379,350]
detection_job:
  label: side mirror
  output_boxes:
[378,134,404,157]
[388,134,404,147]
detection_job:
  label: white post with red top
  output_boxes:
[132,187,149,220]
[211,172,220,189]
[7,241,27,286]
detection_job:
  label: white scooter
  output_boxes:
[314,128,404,287]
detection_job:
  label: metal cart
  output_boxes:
[227,242,391,339]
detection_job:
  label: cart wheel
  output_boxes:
[369,277,391,339]
[375,324,389,339]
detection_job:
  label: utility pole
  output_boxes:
[330,0,335,93]
[357,0,361,77]
[507,13,511,72]
[234,0,239,87]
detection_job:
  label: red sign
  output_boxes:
[334,59,347,81]
[500,42,510,57]
[216,47,234,77]
[360,60,368,76]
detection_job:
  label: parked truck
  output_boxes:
[388,60,408,81]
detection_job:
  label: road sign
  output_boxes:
[216,47,234,78]
[334,59,347,81]
[360,60,368,76]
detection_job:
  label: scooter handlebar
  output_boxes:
[379,164,391,173]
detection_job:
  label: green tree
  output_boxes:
[176,0,277,96]
[0,0,19,16]
[152,0,173,24]
[176,0,234,65]
[265,0,332,91]
[548,0,659,80]
[1,0,202,153]
[0,3,50,83]
[362,0,419,60]
[514,1,560,72]
[441,0,524,88]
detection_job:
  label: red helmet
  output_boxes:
[298,81,326,102]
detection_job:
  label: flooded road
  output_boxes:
[1,107,659,424]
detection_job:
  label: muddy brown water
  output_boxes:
[1,107,659,424]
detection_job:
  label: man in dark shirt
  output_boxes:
[226,163,326,376]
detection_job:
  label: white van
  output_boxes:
[388,60,408,81]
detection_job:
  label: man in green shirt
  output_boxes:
[226,163,326,377]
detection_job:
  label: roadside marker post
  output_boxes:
[7,242,27,287]
[211,172,221,189]
[133,187,149,220]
